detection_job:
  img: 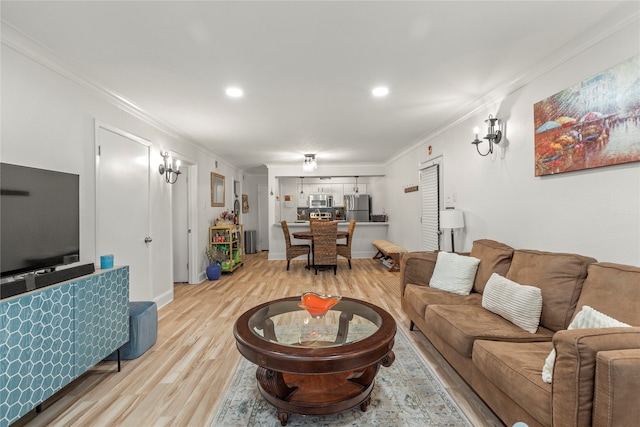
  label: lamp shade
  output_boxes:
[440,210,465,229]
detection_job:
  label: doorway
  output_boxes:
[172,165,188,283]
[258,184,269,251]
[419,157,443,252]
[170,157,198,284]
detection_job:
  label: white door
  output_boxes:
[172,167,189,283]
[96,123,151,301]
[258,184,269,251]
[420,162,441,251]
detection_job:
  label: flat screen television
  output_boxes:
[1,163,80,278]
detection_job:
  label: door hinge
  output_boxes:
[98,145,101,156]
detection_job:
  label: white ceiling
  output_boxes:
[1,1,630,173]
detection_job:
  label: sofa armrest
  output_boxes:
[551,327,640,427]
[593,349,640,427]
[399,251,437,296]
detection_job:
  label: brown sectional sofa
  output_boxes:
[400,239,640,427]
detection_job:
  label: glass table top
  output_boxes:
[248,299,383,348]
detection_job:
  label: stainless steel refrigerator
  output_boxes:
[344,194,371,222]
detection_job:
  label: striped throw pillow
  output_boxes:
[482,273,542,333]
[429,251,480,296]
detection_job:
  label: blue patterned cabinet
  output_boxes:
[0,266,129,427]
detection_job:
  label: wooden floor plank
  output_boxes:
[13,252,503,427]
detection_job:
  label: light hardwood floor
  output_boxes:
[15,252,504,427]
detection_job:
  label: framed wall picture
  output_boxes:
[242,194,249,213]
[533,54,640,176]
[211,172,225,207]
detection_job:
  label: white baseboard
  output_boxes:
[154,288,174,310]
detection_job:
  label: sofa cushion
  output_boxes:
[470,239,515,294]
[425,305,554,358]
[473,340,553,426]
[506,249,596,332]
[429,251,480,295]
[482,273,542,333]
[403,284,482,319]
[542,305,630,383]
[574,262,640,326]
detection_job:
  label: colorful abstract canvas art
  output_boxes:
[534,54,640,176]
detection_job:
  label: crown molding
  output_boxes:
[385,5,640,168]
[1,21,238,167]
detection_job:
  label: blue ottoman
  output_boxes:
[106,301,157,360]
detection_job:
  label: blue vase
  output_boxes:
[206,263,222,280]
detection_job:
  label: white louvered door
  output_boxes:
[420,164,440,251]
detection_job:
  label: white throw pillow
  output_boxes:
[541,305,630,383]
[429,251,480,296]
[482,273,542,333]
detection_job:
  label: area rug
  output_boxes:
[212,327,471,426]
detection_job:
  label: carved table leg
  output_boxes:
[256,367,297,399]
[347,363,379,387]
[360,396,371,412]
[348,350,396,388]
[277,409,291,426]
[381,350,396,367]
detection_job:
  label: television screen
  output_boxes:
[1,163,80,278]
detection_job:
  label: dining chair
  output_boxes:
[281,221,310,270]
[310,220,338,275]
[337,220,356,269]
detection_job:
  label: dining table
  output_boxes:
[292,230,349,240]
[292,229,348,269]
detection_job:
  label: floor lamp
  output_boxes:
[440,210,465,253]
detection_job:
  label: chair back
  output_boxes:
[281,220,293,249]
[345,220,356,248]
[311,221,338,266]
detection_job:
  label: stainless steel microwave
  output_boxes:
[308,194,333,208]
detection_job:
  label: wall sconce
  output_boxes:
[472,114,502,156]
[159,151,181,184]
[302,154,317,172]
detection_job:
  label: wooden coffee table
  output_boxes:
[234,296,396,426]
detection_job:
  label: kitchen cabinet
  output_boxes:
[210,224,244,272]
[306,184,332,193]
[331,184,344,206]
[344,183,367,195]
[294,182,366,206]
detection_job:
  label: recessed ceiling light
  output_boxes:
[372,86,389,97]
[226,87,244,98]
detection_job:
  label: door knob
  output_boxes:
[144,237,153,243]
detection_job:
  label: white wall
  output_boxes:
[385,15,640,266]
[1,40,241,306]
